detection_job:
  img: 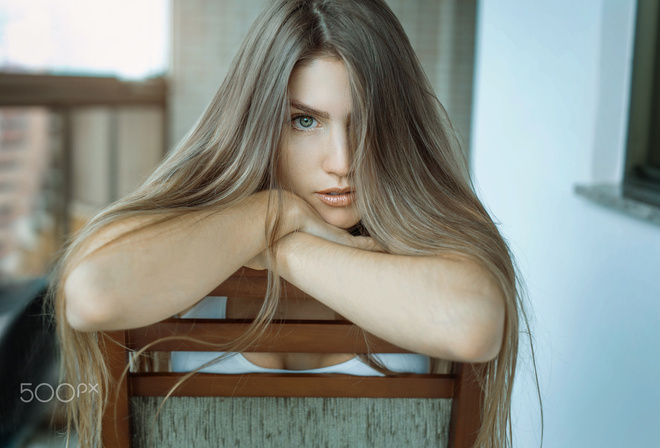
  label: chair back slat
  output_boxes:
[130,373,455,398]
[127,320,410,353]
[207,267,314,299]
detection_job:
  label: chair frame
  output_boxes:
[100,269,483,447]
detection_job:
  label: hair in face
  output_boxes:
[52,1,527,447]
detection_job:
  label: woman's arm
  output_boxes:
[272,232,505,362]
[64,190,374,332]
[65,191,294,332]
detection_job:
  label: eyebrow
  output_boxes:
[289,100,352,123]
[289,100,330,119]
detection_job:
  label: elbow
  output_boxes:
[453,292,506,363]
[421,311,504,363]
[457,323,503,363]
[64,263,118,332]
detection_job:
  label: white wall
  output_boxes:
[471,1,660,447]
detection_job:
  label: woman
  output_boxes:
[53,0,528,446]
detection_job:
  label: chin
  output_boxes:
[318,208,360,230]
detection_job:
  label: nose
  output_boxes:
[323,126,350,178]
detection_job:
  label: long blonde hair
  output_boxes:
[51,0,534,446]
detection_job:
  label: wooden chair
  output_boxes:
[101,268,483,447]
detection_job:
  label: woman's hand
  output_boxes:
[288,195,382,249]
[244,195,383,270]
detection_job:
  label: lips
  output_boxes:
[315,187,355,207]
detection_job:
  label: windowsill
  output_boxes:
[574,183,660,228]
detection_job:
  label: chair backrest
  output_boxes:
[101,268,483,447]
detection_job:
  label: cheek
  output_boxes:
[278,144,304,190]
[280,140,315,187]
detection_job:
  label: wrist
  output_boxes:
[279,191,307,236]
[273,232,299,278]
[254,189,305,239]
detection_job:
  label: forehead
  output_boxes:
[288,57,351,115]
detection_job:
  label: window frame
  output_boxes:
[623,0,660,207]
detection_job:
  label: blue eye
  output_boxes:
[292,115,317,130]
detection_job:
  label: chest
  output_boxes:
[226,296,354,370]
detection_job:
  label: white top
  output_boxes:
[171,296,430,376]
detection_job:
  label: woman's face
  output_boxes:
[278,57,360,229]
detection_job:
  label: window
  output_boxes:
[0,0,169,79]
[624,0,660,207]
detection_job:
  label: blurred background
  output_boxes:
[0,0,658,447]
[0,0,169,279]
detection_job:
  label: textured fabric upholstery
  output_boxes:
[131,396,451,447]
